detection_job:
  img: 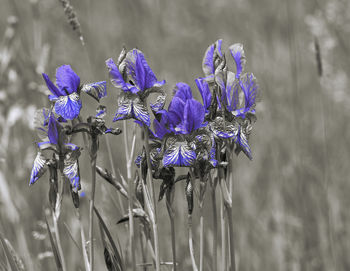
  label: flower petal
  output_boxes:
[209,117,239,138]
[106,58,134,92]
[240,73,258,114]
[168,97,186,126]
[54,92,82,120]
[229,43,246,79]
[173,82,192,101]
[163,139,196,167]
[81,81,107,101]
[195,78,212,111]
[55,65,80,94]
[42,73,63,97]
[133,98,150,127]
[64,149,81,190]
[150,94,166,115]
[202,43,215,77]
[113,93,133,121]
[234,125,252,160]
[182,99,205,134]
[30,152,48,185]
[215,39,223,58]
[48,113,59,145]
[126,49,146,91]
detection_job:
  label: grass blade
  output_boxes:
[0,233,23,271]
[93,206,125,271]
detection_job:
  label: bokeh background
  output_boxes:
[1,0,350,270]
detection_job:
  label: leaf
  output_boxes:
[44,217,63,271]
[94,207,125,271]
[0,234,24,271]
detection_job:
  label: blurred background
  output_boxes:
[0,0,350,270]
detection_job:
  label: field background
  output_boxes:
[0,0,350,270]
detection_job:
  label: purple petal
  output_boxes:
[163,140,196,167]
[168,97,186,126]
[30,152,48,185]
[42,73,63,97]
[81,81,107,101]
[106,58,132,92]
[153,117,170,139]
[137,50,157,89]
[209,117,239,139]
[224,71,236,111]
[150,94,166,115]
[173,82,192,101]
[240,73,258,113]
[113,93,133,121]
[133,99,150,127]
[229,43,246,79]
[55,65,80,94]
[202,44,215,76]
[195,78,212,111]
[215,39,223,57]
[183,99,205,134]
[54,92,82,120]
[64,158,80,190]
[48,113,59,144]
[235,126,252,160]
[126,49,146,91]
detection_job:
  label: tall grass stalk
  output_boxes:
[143,126,161,271]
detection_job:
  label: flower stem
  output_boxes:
[123,121,136,271]
[210,177,218,271]
[52,212,67,271]
[199,176,206,271]
[89,155,96,271]
[166,194,177,271]
[188,214,198,271]
[143,126,160,271]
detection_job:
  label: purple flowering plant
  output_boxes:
[29,41,259,271]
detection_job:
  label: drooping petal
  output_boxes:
[30,152,48,185]
[202,43,215,76]
[209,117,239,138]
[229,43,246,79]
[182,99,205,134]
[113,93,133,121]
[43,73,63,97]
[81,81,107,101]
[54,92,82,120]
[195,78,212,111]
[173,82,192,101]
[234,125,252,160]
[163,139,196,167]
[55,65,80,94]
[48,113,59,145]
[133,98,150,127]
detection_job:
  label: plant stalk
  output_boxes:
[188,214,198,271]
[52,212,67,271]
[166,194,177,271]
[143,126,160,271]
[211,182,218,271]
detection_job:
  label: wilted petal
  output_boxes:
[42,73,63,97]
[30,152,48,185]
[163,139,196,167]
[229,43,246,79]
[195,78,212,111]
[182,99,205,133]
[96,105,107,118]
[81,81,107,101]
[54,92,82,120]
[113,93,133,121]
[55,65,80,94]
[133,98,150,127]
[202,44,215,76]
[209,117,239,138]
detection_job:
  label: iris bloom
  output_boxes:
[43,65,107,120]
[153,83,216,168]
[30,108,81,189]
[197,41,259,159]
[106,49,166,127]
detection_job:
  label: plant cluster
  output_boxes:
[30,39,259,271]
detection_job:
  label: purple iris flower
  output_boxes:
[30,109,80,188]
[152,83,217,167]
[43,65,107,120]
[106,49,166,127]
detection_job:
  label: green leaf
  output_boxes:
[44,217,63,271]
[0,233,24,271]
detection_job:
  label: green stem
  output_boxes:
[89,155,96,271]
[166,198,177,271]
[143,127,160,271]
[188,214,198,271]
[211,182,218,271]
[53,211,67,271]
